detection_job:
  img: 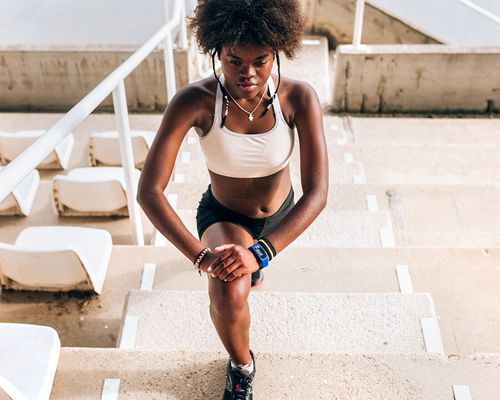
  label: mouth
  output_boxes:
[237,83,258,92]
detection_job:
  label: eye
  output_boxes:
[229,60,241,66]
[255,60,268,67]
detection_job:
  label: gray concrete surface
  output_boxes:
[2,247,500,355]
[349,117,500,145]
[332,45,500,113]
[341,144,500,184]
[122,290,434,354]
[52,349,500,399]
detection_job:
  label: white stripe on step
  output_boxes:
[167,193,178,210]
[420,317,444,355]
[140,264,157,291]
[119,316,139,349]
[174,172,185,183]
[366,195,378,212]
[302,39,321,45]
[379,224,395,248]
[344,152,354,164]
[354,164,366,184]
[101,379,120,400]
[396,265,414,294]
[452,385,472,400]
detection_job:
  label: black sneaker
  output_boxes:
[222,350,256,400]
[251,270,264,287]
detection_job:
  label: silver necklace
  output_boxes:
[224,84,268,122]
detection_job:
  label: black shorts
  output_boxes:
[196,185,295,240]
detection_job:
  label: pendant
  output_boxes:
[248,113,254,122]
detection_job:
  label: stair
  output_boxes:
[51,348,500,399]
[120,290,438,354]
[1,25,500,398]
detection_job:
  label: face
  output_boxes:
[220,42,274,99]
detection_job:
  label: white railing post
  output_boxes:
[353,0,366,49]
[112,80,144,246]
[164,0,177,101]
[178,3,188,49]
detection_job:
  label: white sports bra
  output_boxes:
[198,75,295,178]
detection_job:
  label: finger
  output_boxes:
[206,250,233,272]
[213,244,236,252]
[212,256,237,277]
[223,266,246,282]
[218,260,241,280]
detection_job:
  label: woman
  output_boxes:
[138,0,328,398]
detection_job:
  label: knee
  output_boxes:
[210,281,248,322]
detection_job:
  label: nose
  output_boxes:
[239,64,255,78]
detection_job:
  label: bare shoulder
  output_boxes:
[274,75,321,123]
[169,77,217,113]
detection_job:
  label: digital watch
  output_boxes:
[248,242,269,269]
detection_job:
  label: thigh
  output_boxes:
[202,222,254,304]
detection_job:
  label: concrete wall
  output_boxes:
[332,45,500,113]
[0,46,191,113]
[300,0,439,46]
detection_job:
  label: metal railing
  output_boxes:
[353,0,500,48]
[0,0,188,246]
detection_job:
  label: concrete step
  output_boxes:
[349,117,500,146]
[119,290,437,355]
[175,208,395,247]
[167,181,500,217]
[51,348,500,400]
[339,144,500,185]
[2,247,499,355]
[4,177,499,248]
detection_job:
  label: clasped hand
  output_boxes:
[199,244,259,282]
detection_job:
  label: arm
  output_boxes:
[265,81,329,252]
[137,85,208,264]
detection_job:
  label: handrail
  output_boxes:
[0,0,187,245]
[455,0,500,25]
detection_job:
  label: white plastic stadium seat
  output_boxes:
[0,130,74,170]
[0,323,60,400]
[88,130,155,169]
[0,167,40,216]
[0,226,112,293]
[52,166,141,216]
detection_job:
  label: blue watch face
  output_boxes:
[254,245,267,259]
[250,243,269,268]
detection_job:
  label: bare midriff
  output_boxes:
[209,165,292,218]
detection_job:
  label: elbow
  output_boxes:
[136,187,158,211]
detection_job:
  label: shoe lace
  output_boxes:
[232,376,253,400]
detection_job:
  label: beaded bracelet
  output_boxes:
[193,247,211,276]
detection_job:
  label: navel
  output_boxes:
[260,206,269,213]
